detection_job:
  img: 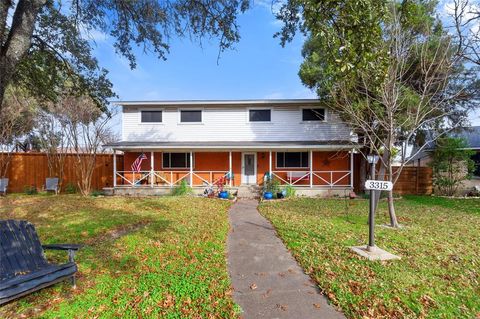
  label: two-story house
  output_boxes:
[106,99,357,196]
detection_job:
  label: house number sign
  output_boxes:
[364,180,393,191]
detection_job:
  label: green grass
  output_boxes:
[0,194,237,318]
[258,196,480,319]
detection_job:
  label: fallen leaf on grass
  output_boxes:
[276,304,288,311]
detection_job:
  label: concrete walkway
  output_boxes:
[227,199,345,319]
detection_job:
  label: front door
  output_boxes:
[242,153,257,184]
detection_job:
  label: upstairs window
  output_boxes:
[276,152,309,168]
[180,110,202,123]
[302,108,325,121]
[162,152,192,168]
[249,109,271,122]
[141,110,162,123]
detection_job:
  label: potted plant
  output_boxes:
[264,178,280,200]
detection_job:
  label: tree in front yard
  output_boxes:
[0,0,250,113]
[58,96,117,196]
[430,137,475,196]
[275,0,480,227]
[0,87,37,177]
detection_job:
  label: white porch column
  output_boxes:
[350,150,354,188]
[113,150,117,187]
[309,150,313,188]
[150,151,154,188]
[229,151,232,187]
[269,151,272,174]
[190,152,193,186]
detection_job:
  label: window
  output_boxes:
[180,110,202,123]
[302,108,325,121]
[141,110,162,123]
[162,153,192,168]
[276,152,309,168]
[249,109,271,122]
[472,152,480,177]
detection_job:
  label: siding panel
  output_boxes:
[122,105,352,142]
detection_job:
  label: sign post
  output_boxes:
[349,154,399,261]
[366,155,379,251]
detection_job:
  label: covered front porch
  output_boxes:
[108,141,356,195]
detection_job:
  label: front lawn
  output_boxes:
[259,196,480,319]
[0,195,237,318]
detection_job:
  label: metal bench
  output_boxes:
[0,220,82,305]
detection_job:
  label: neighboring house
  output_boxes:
[408,126,480,193]
[106,99,357,196]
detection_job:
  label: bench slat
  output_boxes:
[6,221,35,274]
[0,221,48,280]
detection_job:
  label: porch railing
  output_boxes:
[271,170,352,188]
[115,170,230,187]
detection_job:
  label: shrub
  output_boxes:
[64,183,77,194]
[284,185,296,197]
[24,185,38,195]
[90,190,104,197]
[171,180,193,196]
[430,137,475,196]
[264,178,281,193]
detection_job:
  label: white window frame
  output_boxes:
[161,152,195,169]
[138,108,164,124]
[178,108,204,125]
[247,107,272,123]
[300,107,327,123]
[275,151,310,169]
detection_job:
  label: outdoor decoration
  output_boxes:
[215,176,229,199]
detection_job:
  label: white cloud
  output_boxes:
[254,0,285,13]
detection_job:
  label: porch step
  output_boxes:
[236,185,261,199]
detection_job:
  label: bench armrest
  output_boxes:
[42,244,83,263]
[42,244,83,251]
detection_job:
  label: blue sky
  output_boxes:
[92,3,313,103]
[89,1,479,130]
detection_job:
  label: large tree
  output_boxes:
[275,0,479,227]
[0,0,250,112]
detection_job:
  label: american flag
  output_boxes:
[131,153,148,172]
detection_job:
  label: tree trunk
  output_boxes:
[359,155,367,193]
[373,151,389,213]
[386,163,399,227]
[0,0,46,111]
[387,190,398,227]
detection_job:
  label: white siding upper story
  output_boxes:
[119,100,354,143]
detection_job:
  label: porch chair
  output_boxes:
[0,220,83,305]
[0,178,8,195]
[45,178,59,194]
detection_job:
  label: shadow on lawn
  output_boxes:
[0,202,172,319]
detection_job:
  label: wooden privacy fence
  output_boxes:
[2,153,124,193]
[390,166,433,195]
[353,154,433,195]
